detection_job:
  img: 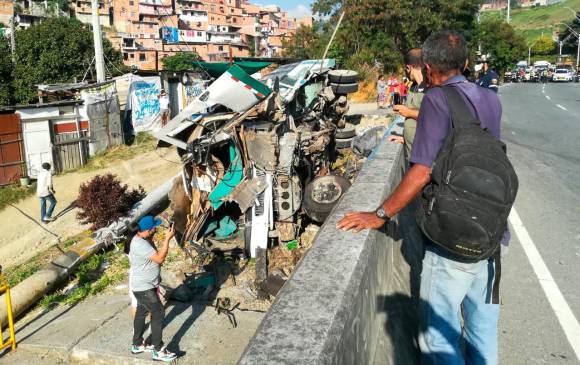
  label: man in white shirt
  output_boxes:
[37,162,57,223]
[158,90,170,126]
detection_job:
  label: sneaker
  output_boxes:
[45,216,56,222]
[152,348,176,362]
[131,343,155,354]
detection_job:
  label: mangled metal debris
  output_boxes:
[158,60,362,272]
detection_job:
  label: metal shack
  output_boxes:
[13,81,123,178]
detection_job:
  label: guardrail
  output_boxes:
[0,267,16,353]
[239,120,422,365]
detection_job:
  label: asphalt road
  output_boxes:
[498,81,580,364]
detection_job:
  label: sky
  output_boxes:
[254,0,314,19]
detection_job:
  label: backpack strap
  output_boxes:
[441,85,481,129]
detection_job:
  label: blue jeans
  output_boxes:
[419,246,500,365]
[40,194,57,220]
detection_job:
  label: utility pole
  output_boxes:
[507,0,511,24]
[91,0,106,82]
[9,15,15,64]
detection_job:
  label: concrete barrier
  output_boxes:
[239,121,423,365]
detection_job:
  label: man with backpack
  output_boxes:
[337,30,518,364]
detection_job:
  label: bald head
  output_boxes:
[404,48,423,68]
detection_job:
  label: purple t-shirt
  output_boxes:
[410,75,510,244]
[410,75,502,168]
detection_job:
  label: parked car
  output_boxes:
[552,68,574,82]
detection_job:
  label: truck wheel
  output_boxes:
[331,82,358,95]
[329,70,359,84]
[335,123,356,139]
[303,175,351,222]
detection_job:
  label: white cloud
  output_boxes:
[287,4,312,19]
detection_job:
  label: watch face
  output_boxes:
[376,208,386,219]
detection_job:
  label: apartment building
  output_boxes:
[1,0,313,71]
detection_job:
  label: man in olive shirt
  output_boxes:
[389,48,426,159]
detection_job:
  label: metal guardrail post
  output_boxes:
[0,266,17,352]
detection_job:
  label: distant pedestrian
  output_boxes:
[399,78,409,104]
[377,75,387,109]
[37,162,57,224]
[130,216,176,362]
[387,74,399,107]
[475,58,499,93]
[158,90,170,126]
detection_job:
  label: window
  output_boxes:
[218,45,223,51]
[123,53,129,60]
[233,17,236,23]
[149,24,153,28]
[139,53,146,61]
[130,53,135,58]
[230,8,233,13]
[129,0,133,5]
[197,31,202,36]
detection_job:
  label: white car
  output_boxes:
[552,69,573,82]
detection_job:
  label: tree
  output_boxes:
[76,173,145,230]
[282,22,330,59]
[162,52,200,71]
[531,35,555,55]
[12,17,125,104]
[0,37,13,106]
[285,0,481,75]
[472,18,527,75]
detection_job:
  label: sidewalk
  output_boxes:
[348,102,394,116]
[0,286,264,364]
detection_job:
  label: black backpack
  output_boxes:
[416,86,519,262]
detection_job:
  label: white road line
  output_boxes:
[509,208,580,361]
[556,104,567,111]
[546,95,551,100]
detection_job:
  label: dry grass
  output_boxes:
[74,132,156,173]
[350,79,378,103]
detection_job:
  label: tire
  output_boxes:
[303,175,351,222]
[331,82,358,94]
[329,70,359,84]
[335,137,353,149]
[335,123,356,139]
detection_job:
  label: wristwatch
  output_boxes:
[376,207,390,221]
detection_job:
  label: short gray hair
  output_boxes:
[422,30,468,74]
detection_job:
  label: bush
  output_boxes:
[76,173,145,230]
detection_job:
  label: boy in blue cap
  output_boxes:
[129,215,176,362]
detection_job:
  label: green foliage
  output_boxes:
[472,18,527,74]
[12,17,125,104]
[0,37,12,106]
[532,34,556,55]
[39,249,128,309]
[285,0,481,76]
[162,52,200,71]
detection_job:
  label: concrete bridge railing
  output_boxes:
[239,122,422,365]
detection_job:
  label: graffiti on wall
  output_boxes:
[128,78,162,132]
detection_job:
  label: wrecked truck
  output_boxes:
[156,60,359,258]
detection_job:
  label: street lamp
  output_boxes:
[555,22,580,71]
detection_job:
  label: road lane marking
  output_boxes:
[509,208,580,361]
[546,95,551,100]
[556,104,567,111]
